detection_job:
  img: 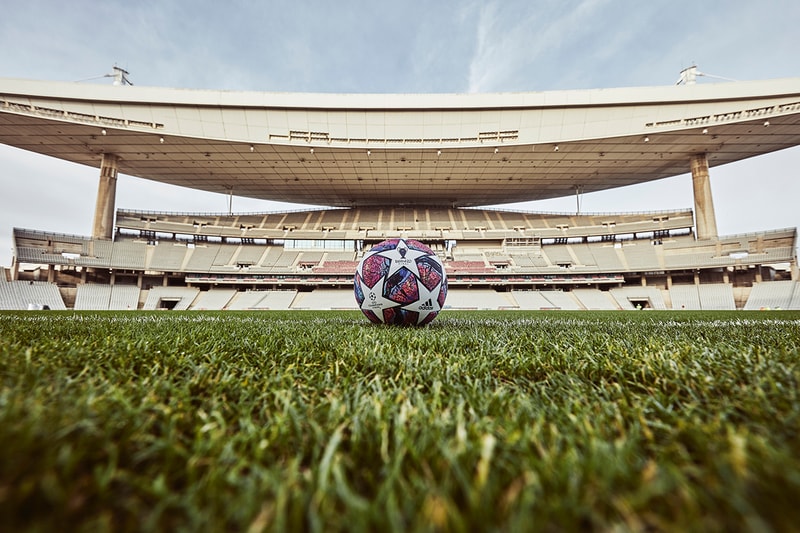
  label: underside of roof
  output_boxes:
[2,77,800,207]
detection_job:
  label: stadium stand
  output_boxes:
[622,243,661,271]
[744,281,796,310]
[148,243,190,272]
[669,284,702,310]
[274,251,299,268]
[669,283,736,311]
[789,282,800,310]
[79,240,113,268]
[291,289,359,310]
[698,284,736,310]
[226,290,270,310]
[0,280,66,310]
[543,246,574,267]
[142,287,200,310]
[74,284,112,310]
[191,289,237,310]
[114,208,701,241]
[253,290,298,310]
[0,280,17,310]
[539,290,582,310]
[9,206,798,310]
[510,290,561,310]
[73,284,139,310]
[211,245,238,268]
[215,290,299,310]
[568,244,598,268]
[111,241,147,270]
[184,245,221,272]
[610,287,667,310]
[259,246,285,268]
[111,285,140,310]
[446,261,495,274]
[573,289,620,310]
[314,260,359,274]
[445,289,519,310]
[323,251,357,261]
[588,246,626,271]
[234,246,268,267]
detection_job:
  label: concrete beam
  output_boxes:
[92,153,118,240]
[690,153,718,240]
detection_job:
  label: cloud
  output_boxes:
[466,0,620,93]
[461,0,800,93]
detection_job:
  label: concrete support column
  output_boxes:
[92,153,119,240]
[690,153,718,240]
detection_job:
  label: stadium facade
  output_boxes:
[1,73,799,310]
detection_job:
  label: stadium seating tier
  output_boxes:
[7,207,797,310]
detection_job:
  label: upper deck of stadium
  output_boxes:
[2,75,800,207]
[1,72,799,310]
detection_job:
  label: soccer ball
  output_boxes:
[354,238,447,326]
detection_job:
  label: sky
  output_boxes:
[1,0,799,268]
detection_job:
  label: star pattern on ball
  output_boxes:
[357,273,398,321]
[375,239,430,278]
[401,277,443,325]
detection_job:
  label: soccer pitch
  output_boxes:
[1,310,799,531]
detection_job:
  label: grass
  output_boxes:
[0,310,799,532]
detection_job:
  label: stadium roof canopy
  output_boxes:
[1,76,800,207]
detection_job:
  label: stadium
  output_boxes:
[3,68,800,530]
[2,68,800,311]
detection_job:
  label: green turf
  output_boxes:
[0,310,799,531]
